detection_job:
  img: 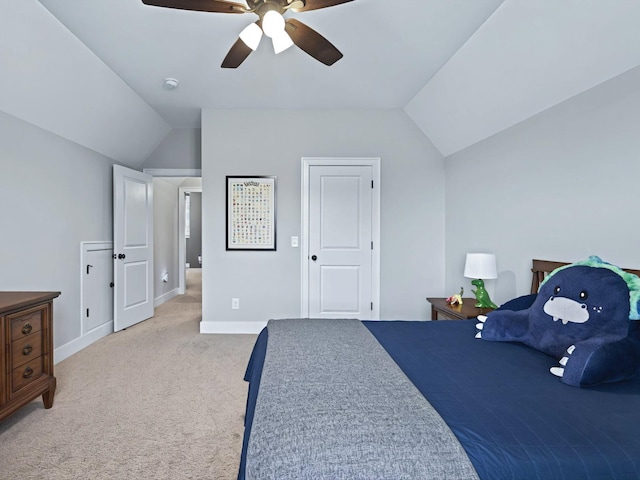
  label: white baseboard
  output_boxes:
[54,321,113,364]
[154,288,180,307]
[200,320,266,334]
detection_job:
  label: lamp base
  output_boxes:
[471,279,498,309]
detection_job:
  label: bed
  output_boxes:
[238,260,640,479]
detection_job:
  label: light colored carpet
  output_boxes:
[0,269,257,480]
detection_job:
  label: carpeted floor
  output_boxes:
[0,269,257,479]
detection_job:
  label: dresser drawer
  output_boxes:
[11,331,43,369]
[11,356,44,393]
[1,292,59,421]
[10,307,44,340]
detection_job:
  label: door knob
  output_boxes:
[311,255,317,261]
[118,253,126,259]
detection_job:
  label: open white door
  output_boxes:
[113,165,154,331]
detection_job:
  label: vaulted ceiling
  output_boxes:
[2,1,640,166]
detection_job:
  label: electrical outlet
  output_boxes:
[232,298,240,309]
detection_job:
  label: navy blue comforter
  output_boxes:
[240,320,640,479]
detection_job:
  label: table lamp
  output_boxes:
[463,253,498,309]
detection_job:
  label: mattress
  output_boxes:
[239,319,640,479]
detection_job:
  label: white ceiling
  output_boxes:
[406,1,640,156]
[36,0,504,128]
[4,1,640,164]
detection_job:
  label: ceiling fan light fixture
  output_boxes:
[262,10,285,38]
[142,0,352,68]
[239,22,263,50]
[288,0,305,11]
[272,30,294,54]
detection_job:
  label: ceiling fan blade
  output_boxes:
[285,18,343,66]
[291,0,354,13]
[221,38,254,68]
[141,0,247,14]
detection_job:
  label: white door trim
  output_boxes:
[143,169,201,296]
[54,241,116,365]
[301,157,381,319]
[178,186,202,294]
[80,241,114,335]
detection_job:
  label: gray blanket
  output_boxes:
[245,319,478,480]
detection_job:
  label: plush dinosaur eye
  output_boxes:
[553,286,561,295]
[579,290,588,300]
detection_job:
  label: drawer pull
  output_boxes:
[23,366,34,379]
[22,323,33,335]
[22,344,33,355]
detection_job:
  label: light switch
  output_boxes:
[291,236,299,248]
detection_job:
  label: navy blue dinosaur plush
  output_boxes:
[476,256,640,387]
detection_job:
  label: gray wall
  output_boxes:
[444,66,640,305]
[0,1,170,168]
[201,109,446,330]
[153,178,179,298]
[186,192,202,268]
[0,110,115,352]
[144,128,201,170]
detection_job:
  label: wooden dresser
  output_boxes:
[1,291,60,421]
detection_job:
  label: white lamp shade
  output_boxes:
[464,253,497,279]
[262,10,285,38]
[239,23,262,51]
[272,31,294,54]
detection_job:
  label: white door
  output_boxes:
[113,165,154,331]
[307,164,374,318]
[82,242,114,333]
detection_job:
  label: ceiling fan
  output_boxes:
[141,0,354,68]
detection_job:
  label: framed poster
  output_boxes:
[226,176,277,251]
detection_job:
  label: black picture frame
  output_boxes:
[226,176,277,251]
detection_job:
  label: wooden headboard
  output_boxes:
[531,259,640,294]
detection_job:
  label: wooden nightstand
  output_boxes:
[427,297,494,320]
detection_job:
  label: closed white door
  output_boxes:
[113,165,154,332]
[82,242,114,333]
[308,165,373,318]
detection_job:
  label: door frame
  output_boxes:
[143,169,202,295]
[54,241,115,364]
[178,186,202,294]
[80,241,114,335]
[301,157,381,319]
